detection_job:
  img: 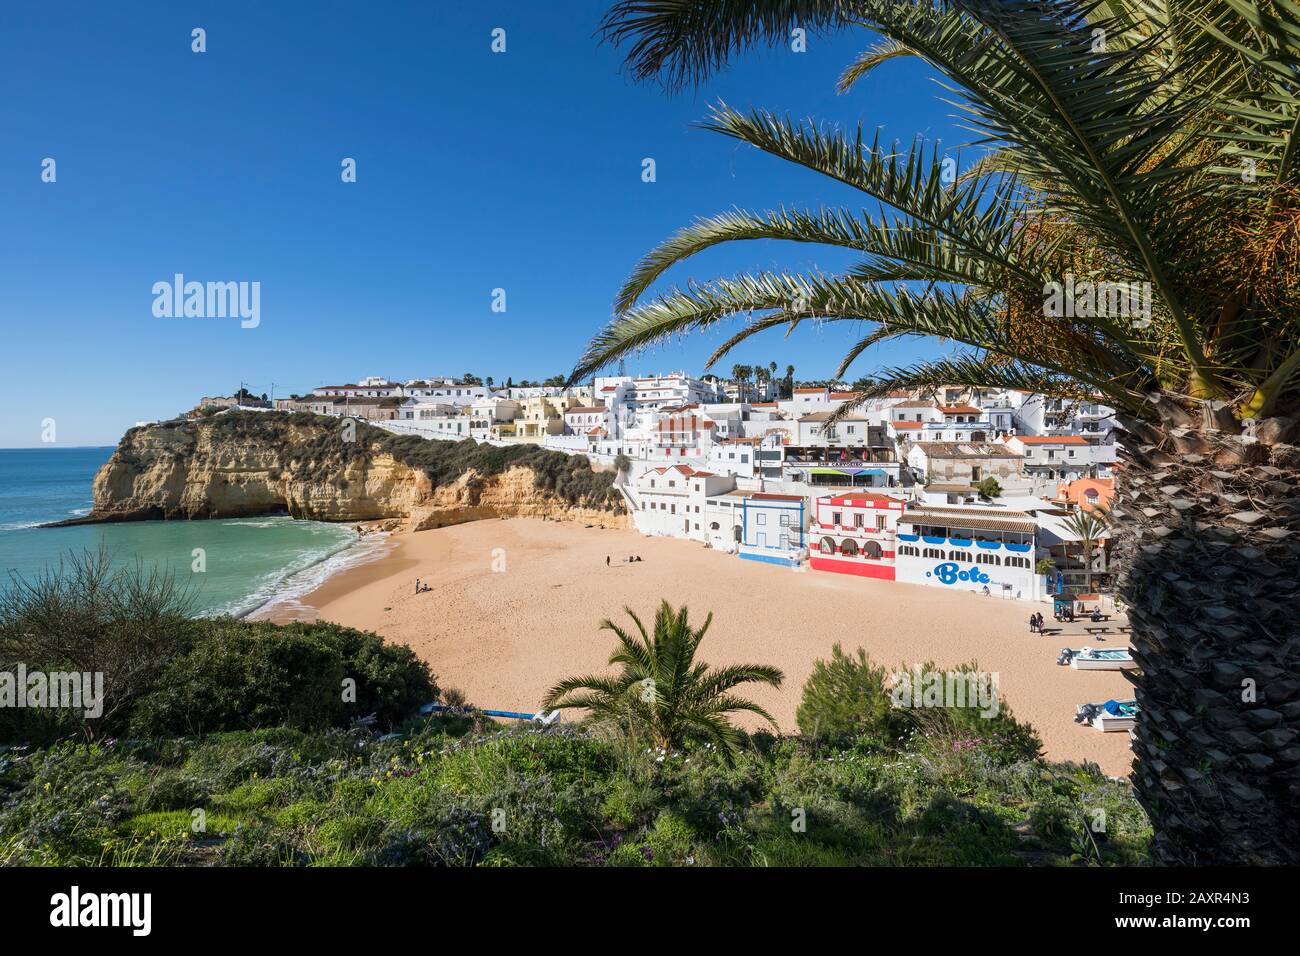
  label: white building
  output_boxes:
[894,504,1043,600]
[563,405,610,435]
[1004,434,1099,482]
[633,465,736,541]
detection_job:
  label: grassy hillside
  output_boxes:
[0,720,1149,867]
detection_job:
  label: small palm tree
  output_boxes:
[543,601,784,756]
[1061,508,1110,594]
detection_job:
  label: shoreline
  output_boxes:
[262,516,1136,776]
[240,524,399,621]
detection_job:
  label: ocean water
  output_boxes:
[0,447,382,617]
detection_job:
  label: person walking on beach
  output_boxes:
[1029,613,1038,634]
[415,577,421,595]
[605,555,610,567]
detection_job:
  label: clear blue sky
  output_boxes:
[0,1,965,447]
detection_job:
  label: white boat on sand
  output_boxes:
[1057,646,1137,670]
[1075,698,1138,732]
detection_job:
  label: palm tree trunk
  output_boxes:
[1114,400,1300,864]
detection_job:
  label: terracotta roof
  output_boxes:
[892,421,923,430]
[1013,434,1090,445]
[939,405,982,415]
[829,391,860,399]
[894,400,937,408]
[794,387,826,394]
[748,492,805,502]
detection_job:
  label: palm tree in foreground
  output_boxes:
[577,1,1300,864]
[542,601,784,756]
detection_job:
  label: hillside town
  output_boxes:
[197,371,1120,604]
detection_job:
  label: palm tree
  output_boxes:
[578,1,1300,864]
[1061,508,1110,594]
[542,601,784,757]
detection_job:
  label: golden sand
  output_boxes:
[258,517,1134,775]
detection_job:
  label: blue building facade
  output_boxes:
[739,493,806,566]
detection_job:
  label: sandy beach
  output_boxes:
[260,517,1135,776]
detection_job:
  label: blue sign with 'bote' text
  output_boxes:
[927,562,990,586]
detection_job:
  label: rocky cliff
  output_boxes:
[66,413,627,529]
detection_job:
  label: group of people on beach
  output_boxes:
[414,578,432,594]
[1028,612,1046,633]
[606,555,642,566]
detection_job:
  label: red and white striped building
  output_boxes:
[808,492,906,580]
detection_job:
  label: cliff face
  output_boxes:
[78,416,627,529]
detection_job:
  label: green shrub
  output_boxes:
[130,620,435,737]
[795,644,908,744]
[797,648,1043,764]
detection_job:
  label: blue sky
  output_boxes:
[0,1,965,447]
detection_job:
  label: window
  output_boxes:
[899,544,918,557]
[854,513,864,528]
[976,553,1000,565]
[832,511,842,526]
[757,513,767,525]
[949,550,973,562]
[840,539,859,556]
[923,547,944,559]
[875,515,887,530]
[780,513,791,527]
[709,522,720,531]
[820,536,836,553]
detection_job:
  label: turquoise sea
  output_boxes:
[0,447,380,617]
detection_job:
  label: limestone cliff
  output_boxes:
[65,413,627,529]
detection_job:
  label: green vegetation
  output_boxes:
[0,551,434,745]
[543,601,783,757]
[975,477,1002,500]
[0,717,1149,867]
[798,647,1043,764]
[0,569,1149,866]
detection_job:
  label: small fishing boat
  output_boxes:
[1057,646,1137,670]
[1074,698,1138,732]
